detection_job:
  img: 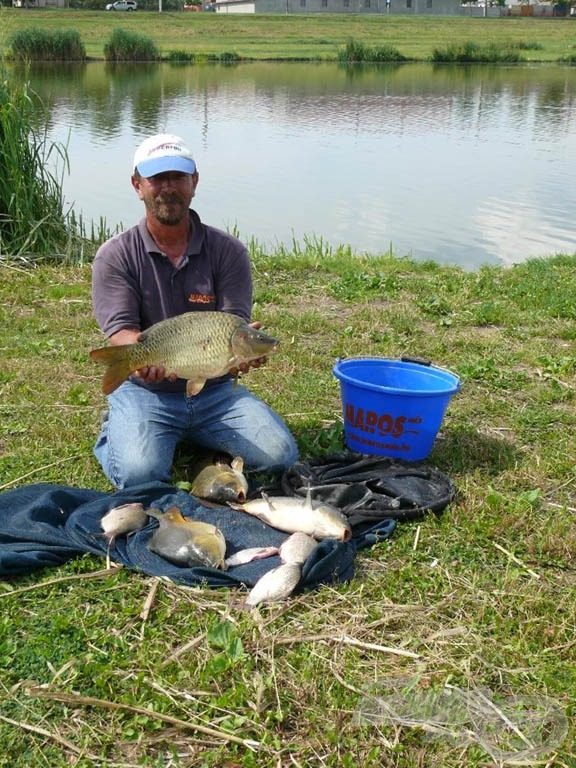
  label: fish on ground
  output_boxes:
[244,562,302,608]
[89,310,279,397]
[225,545,280,568]
[147,505,227,570]
[278,531,317,565]
[99,502,148,547]
[229,489,352,542]
[238,532,317,606]
[225,531,317,569]
[188,452,249,503]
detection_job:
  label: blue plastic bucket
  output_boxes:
[333,357,461,461]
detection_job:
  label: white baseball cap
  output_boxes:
[133,133,196,178]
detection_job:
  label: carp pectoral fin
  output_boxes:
[186,378,206,397]
[231,456,245,472]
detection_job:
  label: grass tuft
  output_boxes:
[337,38,407,63]
[166,49,195,63]
[103,27,159,62]
[0,68,68,257]
[0,63,110,262]
[432,41,524,63]
[7,26,86,62]
[205,50,241,62]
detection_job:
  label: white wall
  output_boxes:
[216,0,465,12]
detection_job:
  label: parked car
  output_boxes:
[106,0,137,10]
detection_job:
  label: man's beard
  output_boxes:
[146,193,188,225]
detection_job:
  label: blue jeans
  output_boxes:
[94,379,299,489]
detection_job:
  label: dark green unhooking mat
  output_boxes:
[278,451,456,529]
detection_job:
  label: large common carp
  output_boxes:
[89,311,279,397]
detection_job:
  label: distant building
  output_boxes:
[215,0,468,13]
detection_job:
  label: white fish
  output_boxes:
[279,531,317,565]
[230,490,352,542]
[245,562,302,607]
[225,545,279,567]
[100,502,148,547]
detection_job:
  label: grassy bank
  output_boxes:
[1,247,575,766]
[1,9,576,60]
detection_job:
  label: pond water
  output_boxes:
[22,61,576,269]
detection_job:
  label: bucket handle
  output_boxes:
[401,355,432,367]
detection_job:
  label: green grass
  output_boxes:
[0,72,73,257]
[432,40,524,62]
[337,38,407,62]
[7,25,86,60]
[1,9,576,61]
[103,25,159,60]
[0,64,101,260]
[1,246,575,766]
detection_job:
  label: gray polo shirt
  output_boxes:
[92,209,253,393]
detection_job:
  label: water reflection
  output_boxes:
[17,61,576,268]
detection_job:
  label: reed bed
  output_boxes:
[103,28,159,61]
[337,39,407,62]
[8,26,86,61]
[0,71,71,258]
[431,40,524,63]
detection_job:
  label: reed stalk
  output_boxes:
[0,66,71,258]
